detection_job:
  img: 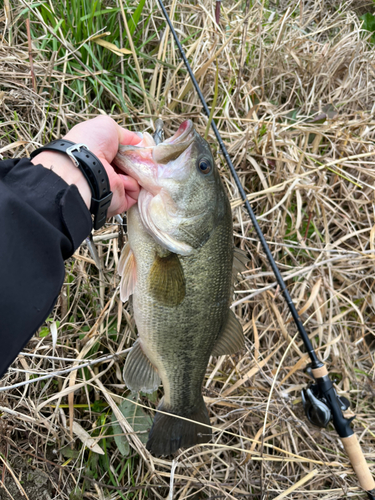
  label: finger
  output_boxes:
[117,174,140,213]
[116,124,142,146]
[124,196,138,211]
[105,166,140,216]
[119,174,140,202]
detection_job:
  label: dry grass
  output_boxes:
[1,0,375,498]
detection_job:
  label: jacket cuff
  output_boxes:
[58,184,93,254]
[3,158,92,257]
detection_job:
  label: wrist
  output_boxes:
[31,151,92,210]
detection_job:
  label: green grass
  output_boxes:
[20,0,153,114]
[361,6,375,44]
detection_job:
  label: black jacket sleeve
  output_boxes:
[0,158,92,379]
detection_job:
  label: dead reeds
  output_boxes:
[1,0,375,498]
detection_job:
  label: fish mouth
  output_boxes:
[152,120,195,164]
[115,120,196,185]
[164,120,194,145]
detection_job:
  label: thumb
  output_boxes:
[117,124,143,146]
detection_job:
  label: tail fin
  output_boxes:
[146,398,211,456]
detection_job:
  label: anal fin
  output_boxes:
[118,242,137,302]
[212,309,245,356]
[123,339,161,393]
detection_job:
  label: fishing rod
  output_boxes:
[156,0,375,497]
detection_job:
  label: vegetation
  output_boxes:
[1,0,375,499]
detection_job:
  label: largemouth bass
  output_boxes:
[115,120,245,456]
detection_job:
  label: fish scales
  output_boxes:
[115,120,245,455]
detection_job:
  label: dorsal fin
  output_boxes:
[233,247,248,276]
[212,309,245,356]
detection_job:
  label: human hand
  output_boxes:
[31,116,141,218]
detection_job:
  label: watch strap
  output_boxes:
[30,139,113,230]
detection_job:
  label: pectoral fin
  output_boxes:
[118,243,137,302]
[149,252,185,306]
[212,309,245,356]
[123,339,161,393]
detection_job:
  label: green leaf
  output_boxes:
[111,395,153,456]
[129,0,147,36]
[39,327,50,338]
[140,390,158,404]
[80,8,120,22]
[61,446,80,459]
[361,12,375,33]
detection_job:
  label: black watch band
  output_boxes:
[30,139,113,230]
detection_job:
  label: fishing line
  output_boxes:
[156,1,375,497]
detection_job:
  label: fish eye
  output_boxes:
[197,158,212,175]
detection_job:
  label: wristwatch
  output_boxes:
[30,139,113,230]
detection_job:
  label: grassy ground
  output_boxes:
[1,0,375,498]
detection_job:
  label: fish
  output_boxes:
[114,120,246,456]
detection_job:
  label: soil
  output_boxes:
[0,458,53,500]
